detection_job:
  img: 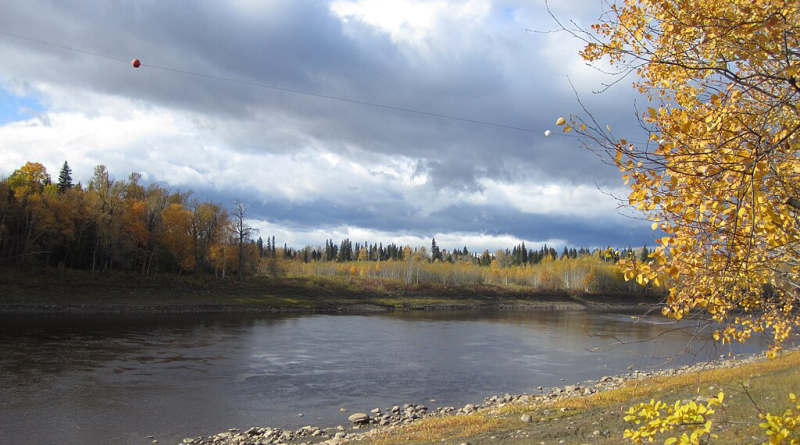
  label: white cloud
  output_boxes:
[0,93,449,208]
[0,97,629,225]
[479,179,627,218]
[331,0,491,44]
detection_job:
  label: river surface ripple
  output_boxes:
[0,309,768,445]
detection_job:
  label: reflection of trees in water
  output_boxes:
[0,312,299,383]
[0,310,775,389]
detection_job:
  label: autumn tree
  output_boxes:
[190,201,228,276]
[162,203,194,273]
[0,179,10,256]
[139,184,172,274]
[6,162,59,262]
[559,0,800,355]
[556,2,800,442]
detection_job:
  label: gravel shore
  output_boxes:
[163,349,779,445]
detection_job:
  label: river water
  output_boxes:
[0,309,768,445]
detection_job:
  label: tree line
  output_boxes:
[2,160,651,293]
[0,161,258,279]
[273,237,651,267]
[281,252,648,293]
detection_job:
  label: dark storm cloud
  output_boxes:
[195,177,651,248]
[249,198,653,248]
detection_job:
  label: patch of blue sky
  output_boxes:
[501,6,516,20]
[0,87,45,125]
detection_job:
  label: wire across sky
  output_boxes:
[0,28,584,139]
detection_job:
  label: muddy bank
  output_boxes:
[0,275,660,314]
[0,298,658,314]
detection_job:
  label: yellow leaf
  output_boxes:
[556,117,566,125]
[563,125,572,133]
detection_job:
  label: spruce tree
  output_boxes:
[57,161,73,193]
[431,238,441,261]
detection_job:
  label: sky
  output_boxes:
[0,0,655,253]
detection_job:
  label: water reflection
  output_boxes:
[0,310,770,445]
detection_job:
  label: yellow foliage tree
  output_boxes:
[564,0,800,443]
[162,203,195,273]
[565,0,800,356]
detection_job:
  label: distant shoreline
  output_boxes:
[0,269,663,314]
[0,299,659,314]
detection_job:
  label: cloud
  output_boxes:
[0,0,654,250]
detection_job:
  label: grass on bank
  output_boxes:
[0,266,659,310]
[354,350,800,445]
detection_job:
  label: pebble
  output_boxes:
[348,413,370,425]
[521,414,532,423]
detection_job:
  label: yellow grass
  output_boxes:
[363,414,503,445]
[502,349,800,415]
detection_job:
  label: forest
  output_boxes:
[1,160,652,293]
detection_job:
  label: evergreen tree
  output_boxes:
[480,250,492,266]
[431,238,441,262]
[57,161,73,193]
[640,244,650,262]
[338,238,352,262]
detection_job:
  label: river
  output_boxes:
[0,309,768,445]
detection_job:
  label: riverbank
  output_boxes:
[172,348,800,445]
[0,268,660,313]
